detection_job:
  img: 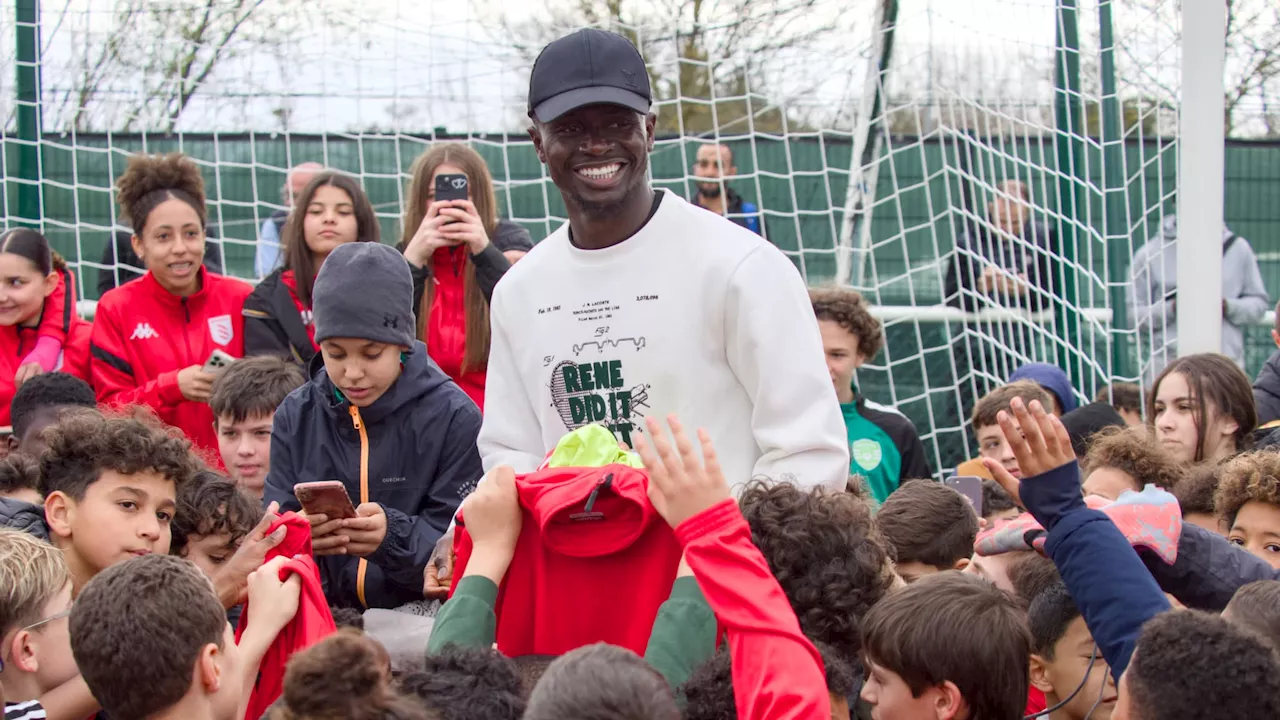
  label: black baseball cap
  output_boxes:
[528,28,652,123]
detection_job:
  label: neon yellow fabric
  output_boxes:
[545,424,644,469]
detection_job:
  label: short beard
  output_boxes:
[698,184,723,199]
[568,176,647,220]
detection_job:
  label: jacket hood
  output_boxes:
[1009,362,1079,414]
[0,497,50,541]
[514,465,658,558]
[307,340,459,425]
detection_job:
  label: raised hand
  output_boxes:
[982,397,1076,505]
[633,415,731,529]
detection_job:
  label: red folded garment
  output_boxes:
[235,512,337,720]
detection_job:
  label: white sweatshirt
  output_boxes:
[478,190,849,493]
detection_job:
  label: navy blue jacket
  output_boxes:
[1140,522,1280,612]
[264,341,483,609]
[0,497,49,540]
[1021,461,1170,680]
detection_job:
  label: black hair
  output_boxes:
[331,606,365,632]
[398,644,525,720]
[982,479,1018,517]
[169,470,261,556]
[9,372,97,441]
[682,641,855,720]
[0,228,63,275]
[511,655,558,699]
[1028,582,1082,659]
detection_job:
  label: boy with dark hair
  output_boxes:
[860,572,1032,720]
[524,644,679,720]
[1223,580,1280,649]
[1120,610,1280,719]
[1171,463,1222,534]
[0,453,40,505]
[37,412,201,595]
[70,553,301,720]
[1080,427,1184,502]
[739,481,895,668]
[1028,582,1116,720]
[209,356,305,501]
[682,642,857,720]
[1094,382,1143,427]
[972,381,1054,480]
[171,470,262,579]
[397,645,525,720]
[8,372,96,456]
[1214,451,1280,569]
[876,480,978,582]
[811,287,932,502]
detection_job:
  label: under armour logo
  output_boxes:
[383,315,399,329]
[130,323,159,340]
[621,69,638,88]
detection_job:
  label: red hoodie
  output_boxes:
[678,499,831,720]
[90,268,252,458]
[426,245,485,408]
[451,464,682,656]
[0,269,90,426]
[235,512,336,720]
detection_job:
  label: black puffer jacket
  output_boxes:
[0,496,50,540]
[263,341,482,609]
[1254,349,1280,427]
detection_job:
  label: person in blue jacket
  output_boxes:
[264,242,483,610]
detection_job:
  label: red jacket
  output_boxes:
[678,499,831,720]
[235,512,336,720]
[278,270,318,350]
[451,464,682,656]
[90,269,252,457]
[426,246,485,408]
[0,269,91,426]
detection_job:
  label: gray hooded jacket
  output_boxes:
[1127,215,1268,380]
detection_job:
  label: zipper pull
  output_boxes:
[349,404,362,430]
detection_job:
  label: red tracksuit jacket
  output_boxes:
[0,269,90,426]
[678,499,831,720]
[426,245,486,409]
[90,268,252,458]
[451,464,682,656]
[235,512,336,720]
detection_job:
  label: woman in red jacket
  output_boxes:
[398,144,532,411]
[90,153,253,458]
[0,228,92,426]
[242,172,380,364]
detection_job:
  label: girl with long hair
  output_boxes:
[399,144,533,410]
[244,172,380,364]
[1148,353,1257,465]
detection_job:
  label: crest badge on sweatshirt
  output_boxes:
[852,439,883,471]
[208,314,234,346]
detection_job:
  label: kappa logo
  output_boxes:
[207,314,234,346]
[130,323,159,340]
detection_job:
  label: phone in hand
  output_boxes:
[944,475,984,518]
[202,349,237,374]
[295,480,358,520]
[435,173,469,203]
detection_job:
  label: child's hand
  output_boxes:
[306,510,349,556]
[983,397,1076,502]
[342,504,388,557]
[213,502,287,608]
[459,466,522,583]
[246,556,302,635]
[633,415,730,529]
[424,530,454,600]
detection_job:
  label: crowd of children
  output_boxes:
[4,25,1280,720]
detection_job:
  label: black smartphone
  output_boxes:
[435,173,469,202]
[944,475,984,517]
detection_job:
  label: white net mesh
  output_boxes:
[2,0,1276,471]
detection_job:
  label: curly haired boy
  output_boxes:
[1216,451,1280,569]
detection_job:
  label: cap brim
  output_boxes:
[532,86,651,123]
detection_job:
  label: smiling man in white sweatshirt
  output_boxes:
[477,28,848,493]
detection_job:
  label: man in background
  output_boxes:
[255,161,323,278]
[690,143,761,235]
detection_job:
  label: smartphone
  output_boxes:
[435,173,469,203]
[295,480,358,520]
[944,476,984,517]
[202,349,237,374]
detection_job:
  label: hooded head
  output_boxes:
[1008,363,1079,415]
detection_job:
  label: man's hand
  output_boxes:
[982,397,1076,505]
[459,465,522,583]
[633,415,731,529]
[306,511,349,556]
[212,502,287,609]
[342,503,388,557]
[423,530,455,600]
[246,556,302,636]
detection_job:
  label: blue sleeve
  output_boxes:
[1022,462,1171,680]
[366,401,483,592]
[743,202,762,236]
[1141,522,1280,612]
[262,404,302,513]
[256,219,281,279]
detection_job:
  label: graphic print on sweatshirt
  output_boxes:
[543,297,653,447]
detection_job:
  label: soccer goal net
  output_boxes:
[2,0,1264,473]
